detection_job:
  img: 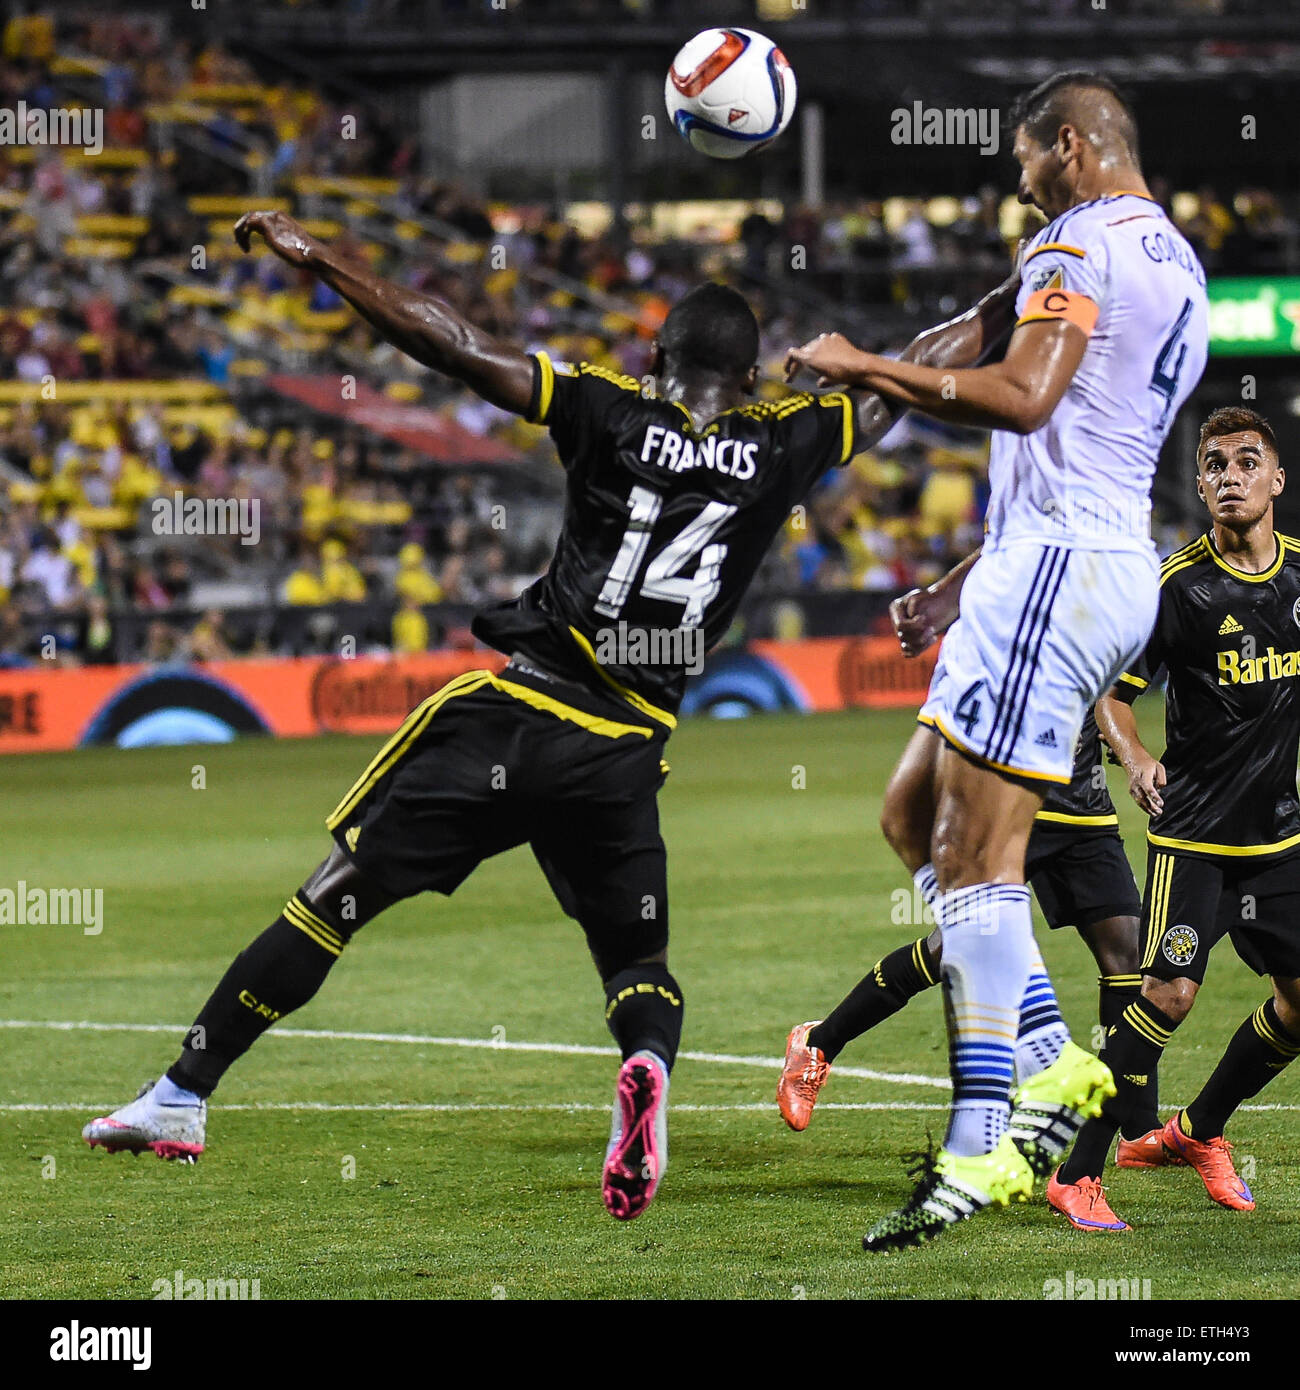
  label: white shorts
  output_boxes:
[918,543,1158,784]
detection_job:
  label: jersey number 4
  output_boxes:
[1149,296,1193,426]
[595,484,737,629]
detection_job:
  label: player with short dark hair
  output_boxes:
[83,209,1021,1221]
[785,70,1208,1249]
[1053,406,1300,1228]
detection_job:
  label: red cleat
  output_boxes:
[1160,1113,1254,1211]
[1117,1127,1184,1169]
[777,1021,830,1131]
[1046,1168,1132,1232]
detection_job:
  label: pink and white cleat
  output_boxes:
[83,1081,206,1162]
[601,1051,669,1221]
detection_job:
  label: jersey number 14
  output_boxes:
[595,483,737,629]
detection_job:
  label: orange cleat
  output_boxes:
[1160,1113,1254,1210]
[777,1021,830,1131]
[1046,1168,1132,1232]
[1117,1128,1185,1169]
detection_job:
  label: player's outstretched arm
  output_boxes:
[891,548,981,657]
[787,288,1086,436]
[842,268,1021,450]
[1096,688,1166,816]
[234,211,534,415]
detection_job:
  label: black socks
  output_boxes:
[807,937,938,1063]
[168,894,351,1099]
[603,964,684,1071]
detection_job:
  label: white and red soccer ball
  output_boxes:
[665,27,797,160]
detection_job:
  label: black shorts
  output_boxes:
[326,666,671,972]
[1026,822,1142,931]
[1140,846,1300,984]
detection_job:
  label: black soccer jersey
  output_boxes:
[1036,707,1118,827]
[472,353,857,725]
[1114,531,1300,858]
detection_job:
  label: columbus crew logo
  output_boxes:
[1292,596,1300,628]
[1162,924,1199,967]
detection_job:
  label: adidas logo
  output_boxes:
[1123,1073,1148,1086]
[1034,728,1058,748]
[1219,613,1244,635]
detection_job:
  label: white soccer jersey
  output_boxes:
[984,192,1209,553]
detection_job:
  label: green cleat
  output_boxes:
[862,1134,1034,1252]
[1007,1040,1117,1178]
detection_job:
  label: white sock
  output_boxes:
[1014,948,1070,1081]
[914,862,939,909]
[152,1075,201,1108]
[937,882,1034,1157]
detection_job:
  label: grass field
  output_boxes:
[3,707,1298,1301]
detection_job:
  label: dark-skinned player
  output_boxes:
[83,207,1020,1221]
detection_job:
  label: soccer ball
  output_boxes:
[665,27,797,160]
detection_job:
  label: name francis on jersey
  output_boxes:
[639,424,759,480]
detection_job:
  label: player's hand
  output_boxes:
[234,210,320,267]
[1127,756,1166,817]
[890,587,943,658]
[784,332,871,387]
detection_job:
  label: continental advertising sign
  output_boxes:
[1208,277,1300,356]
[0,636,937,755]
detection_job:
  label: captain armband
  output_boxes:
[1015,288,1100,337]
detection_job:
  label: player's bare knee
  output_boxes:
[298,844,397,937]
[1086,915,1142,977]
[1143,974,1196,1023]
[1271,977,1300,1033]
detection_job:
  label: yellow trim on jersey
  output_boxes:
[1160,536,1207,573]
[1116,672,1148,691]
[927,712,1072,785]
[1206,534,1284,584]
[1146,828,1300,858]
[913,937,937,987]
[533,350,556,424]
[1024,242,1087,261]
[834,392,854,463]
[1141,851,1175,971]
[1159,537,1210,585]
[1112,189,1158,202]
[326,670,495,830]
[567,625,679,731]
[283,897,345,957]
[492,676,654,741]
[580,362,642,392]
[1034,810,1120,827]
[1099,974,1143,988]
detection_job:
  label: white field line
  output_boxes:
[5,1100,1300,1114]
[0,1018,949,1089]
[3,1101,951,1114]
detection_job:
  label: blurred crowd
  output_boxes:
[0,8,1280,668]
